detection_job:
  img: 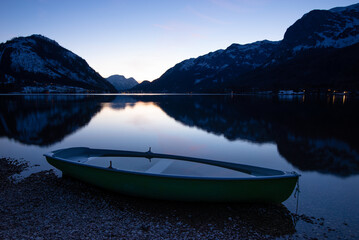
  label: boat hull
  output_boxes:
[45,154,298,203]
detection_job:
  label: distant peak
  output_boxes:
[108,74,124,78]
[29,34,59,45]
[105,74,138,91]
[107,74,133,80]
[6,34,59,46]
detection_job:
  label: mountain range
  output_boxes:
[133,3,359,93]
[0,35,116,93]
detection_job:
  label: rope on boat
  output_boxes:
[291,177,301,227]
[294,178,300,199]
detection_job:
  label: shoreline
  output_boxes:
[0,91,357,96]
[0,158,337,239]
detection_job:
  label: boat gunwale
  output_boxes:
[44,147,300,181]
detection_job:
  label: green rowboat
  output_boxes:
[44,147,299,203]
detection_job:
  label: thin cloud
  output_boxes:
[187,6,229,24]
[209,0,269,13]
[209,0,247,13]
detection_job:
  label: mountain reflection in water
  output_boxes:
[0,94,358,177]
[129,95,359,177]
[0,94,114,146]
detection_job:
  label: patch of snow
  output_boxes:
[11,48,48,74]
[7,38,62,78]
[315,28,359,48]
[45,59,98,84]
[293,15,359,51]
[4,36,97,85]
[179,58,195,71]
[294,11,359,51]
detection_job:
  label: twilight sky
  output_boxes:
[1,0,358,82]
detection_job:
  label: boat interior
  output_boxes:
[49,147,289,178]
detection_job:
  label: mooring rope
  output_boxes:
[292,178,301,227]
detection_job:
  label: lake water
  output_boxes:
[1,94,358,239]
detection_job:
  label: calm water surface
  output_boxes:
[0,94,358,239]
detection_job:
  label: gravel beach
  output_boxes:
[0,158,329,240]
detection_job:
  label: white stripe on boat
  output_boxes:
[145,159,173,174]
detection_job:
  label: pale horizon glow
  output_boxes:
[1,0,358,83]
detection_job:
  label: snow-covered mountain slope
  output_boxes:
[0,35,116,93]
[283,3,359,52]
[133,3,359,93]
[137,40,279,92]
[106,75,138,92]
[176,40,279,73]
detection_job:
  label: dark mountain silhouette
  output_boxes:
[0,35,116,93]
